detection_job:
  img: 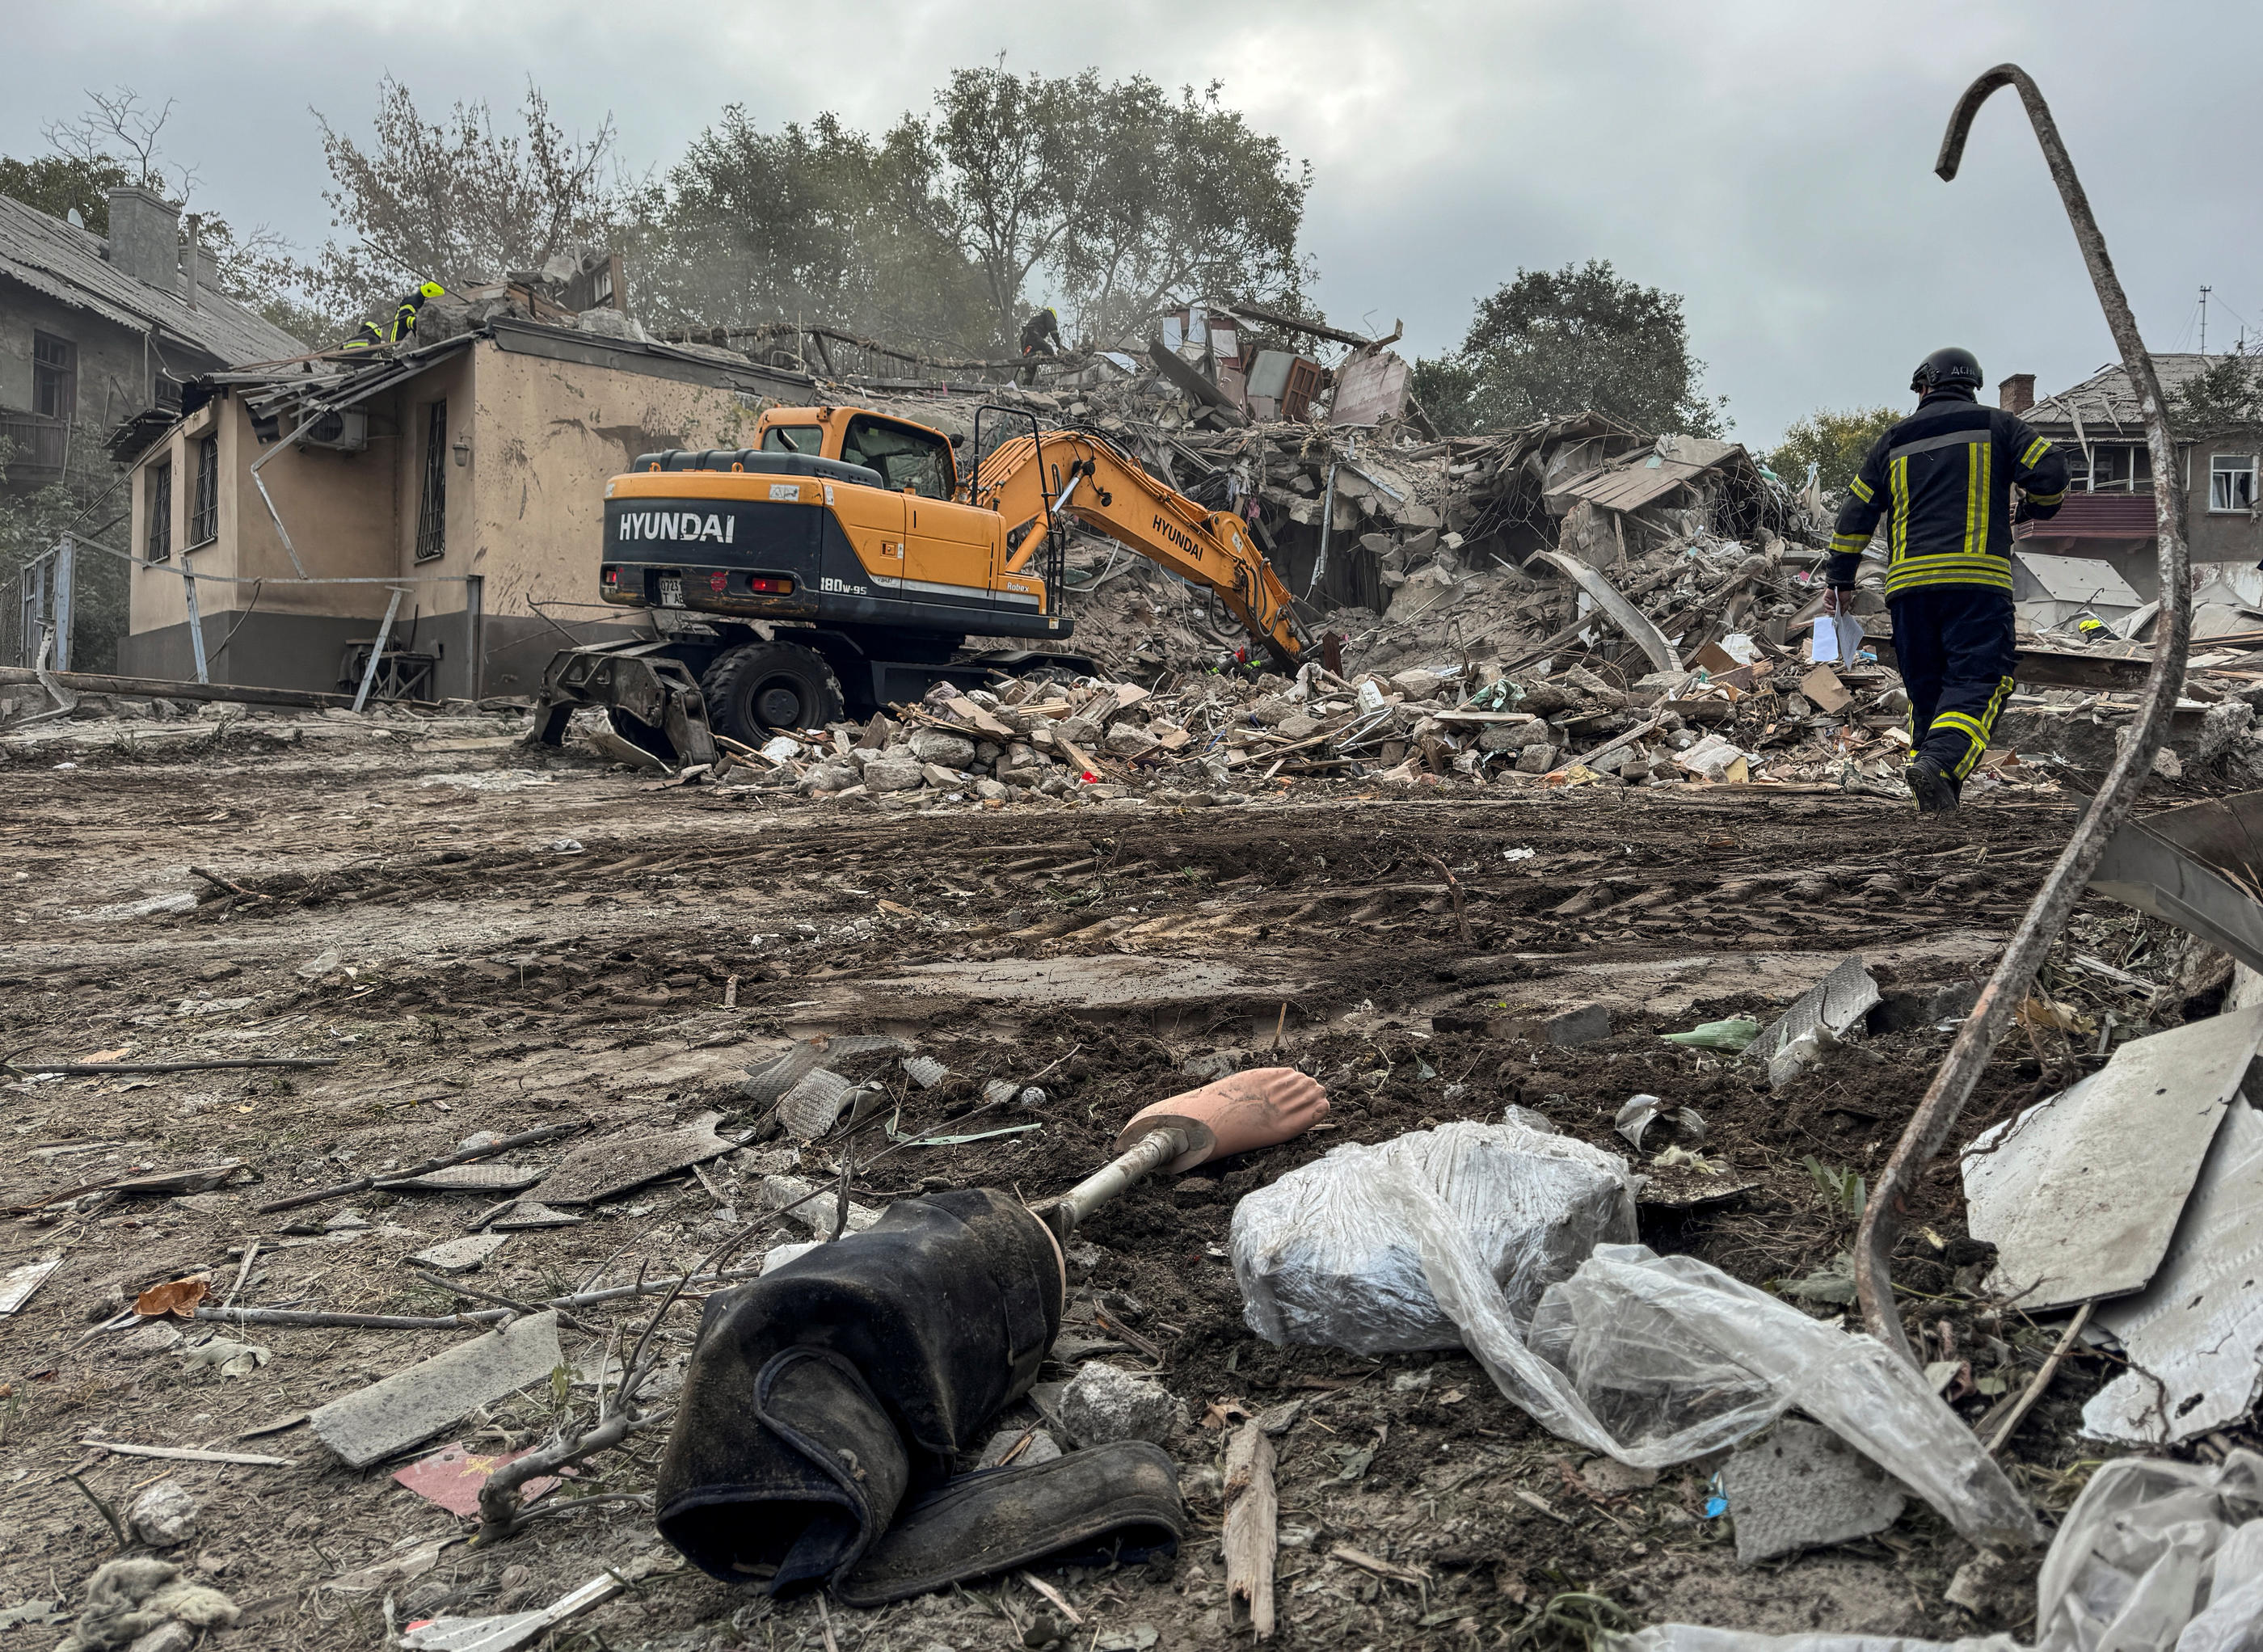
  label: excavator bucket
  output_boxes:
[525,641,719,770]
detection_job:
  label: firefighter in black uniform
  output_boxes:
[1827,348,2069,812]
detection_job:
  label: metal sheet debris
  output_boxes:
[2083,1097,2263,1446]
[1963,1006,2263,1314]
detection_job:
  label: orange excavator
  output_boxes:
[527,401,1313,765]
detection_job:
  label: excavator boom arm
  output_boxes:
[971,433,1309,671]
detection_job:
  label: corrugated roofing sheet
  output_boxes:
[1552,434,1751,514]
[2026,355,2219,436]
[0,194,306,367]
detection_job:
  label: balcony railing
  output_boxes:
[0,414,70,482]
[2013,489,2158,540]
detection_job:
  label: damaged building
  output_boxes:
[117,284,818,697]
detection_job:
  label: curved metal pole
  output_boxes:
[1854,64,2192,1367]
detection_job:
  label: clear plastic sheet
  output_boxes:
[1601,1449,2263,1652]
[1231,1115,2039,1549]
[1231,1113,1636,1355]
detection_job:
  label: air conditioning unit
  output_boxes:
[301,409,368,453]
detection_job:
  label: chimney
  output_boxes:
[2000,373,2036,414]
[105,185,180,292]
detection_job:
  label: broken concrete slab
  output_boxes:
[1964,1005,2263,1314]
[2084,1097,2263,1446]
[1494,1001,1612,1047]
[408,1234,510,1275]
[1719,1416,1906,1564]
[526,1112,731,1206]
[310,1311,563,1469]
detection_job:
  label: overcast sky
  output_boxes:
[11,1,2261,446]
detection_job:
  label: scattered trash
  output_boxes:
[53,1557,237,1652]
[133,1277,209,1319]
[1661,1016,1761,1051]
[1614,1094,1707,1152]
[398,1568,630,1652]
[310,1311,564,1469]
[1752,957,1880,1089]
[393,1441,561,1518]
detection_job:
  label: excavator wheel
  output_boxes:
[700,641,845,743]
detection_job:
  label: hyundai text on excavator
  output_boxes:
[525,402,1313,767]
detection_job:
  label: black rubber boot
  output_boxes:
[657,1190,1064,1587]
[836,1440,1186,1607]
[1905,754,1959,813]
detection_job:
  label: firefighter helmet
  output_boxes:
[1911,347,1984,395]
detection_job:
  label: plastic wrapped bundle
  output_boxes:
[1230,1110,1637,1355]
[1230,1109,2039,1551]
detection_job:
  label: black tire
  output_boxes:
[700,642,845,741]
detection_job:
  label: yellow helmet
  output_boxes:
[419,280,445,299]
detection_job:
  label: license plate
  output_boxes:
[656,577,685,608]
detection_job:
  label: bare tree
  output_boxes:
[44,86,196,197]
[310,76,651,323]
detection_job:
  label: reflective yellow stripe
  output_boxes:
[1848,476,1874,504]
[1890,455,1910,562]
[1973,436,1991,554]
[1882,553,2015,596]
[2025,488,2064,506]
[1829,533,1869,554]
[2021,436,2050,468]
[1963,433,1982,554]
[1937,676,2016,780]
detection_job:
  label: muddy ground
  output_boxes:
[0,711,2232,1651]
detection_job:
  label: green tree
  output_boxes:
[0,153,129,232]
[1414,259,1727,437]
[1767,406,1898,492]
[647,108,989,352]
[2173,352,2263,432]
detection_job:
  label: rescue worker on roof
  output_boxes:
[1016,306,1062,385]
[339,281,445,351]
[1827,347,2068,813]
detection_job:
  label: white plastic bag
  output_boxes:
[1231,1113,1635,1355]
[1233,1114,2039,1549]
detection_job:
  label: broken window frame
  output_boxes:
[145,457,172,563]
[32,331,76,422]
[415,400,448,562]
[2207,452,2257,513]
[188,434,219,547]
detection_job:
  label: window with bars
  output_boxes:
[414,401,448,561]
[145,458,172,562]
[189,436,220,546]
[33,332,76,422]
